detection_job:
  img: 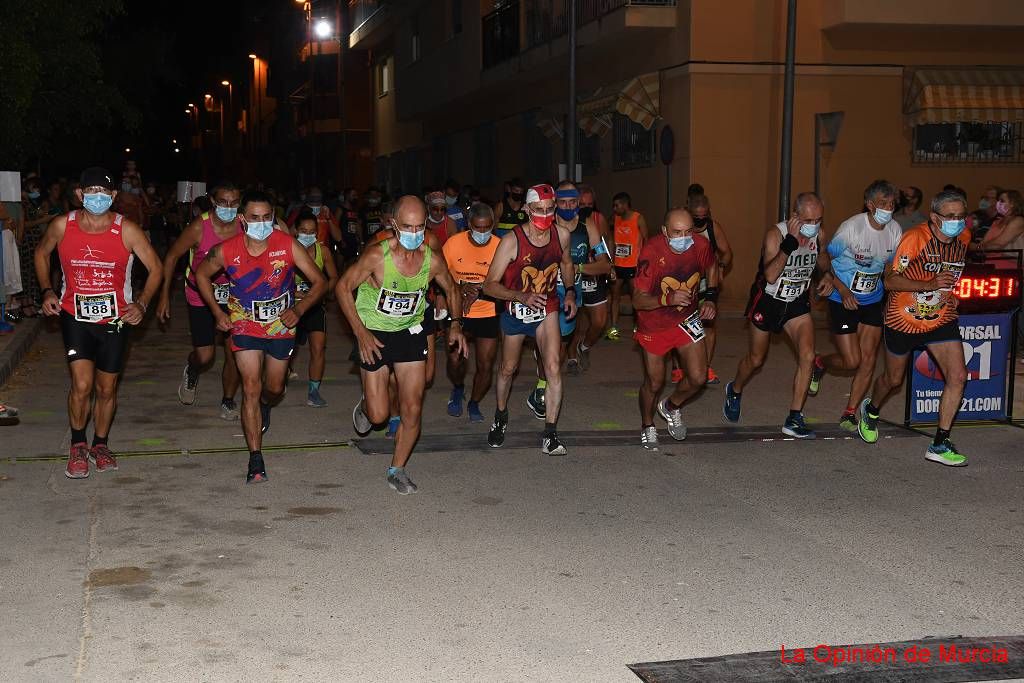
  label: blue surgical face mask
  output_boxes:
[83,192,113,215]
[445,195,457,207]
[470,229,492,245]
[979,199,991,211]
[799,222,820,238]
[28,191,40,200]
[309,205,322,216]
[556,206,579,221]
[215,205,237,223]
[297,233,318,247]
[397,229,424,250]
[873,207,893,225]
[245,219,274,241]
[939,218,966,238]
[668,234,694,252]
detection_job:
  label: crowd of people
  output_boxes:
[2,160,1023,493]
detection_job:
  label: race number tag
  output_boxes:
[511,301,546,324]
[774,278,808,302]
[252,293,290,323]
[214,283,231,305]
[615,244,631,259]
[580,277,597,293]
[850,271,880,295]
[75,292,117,323]
[679,311,706,342]
[376,288,422,317]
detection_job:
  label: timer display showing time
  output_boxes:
[955,275,1017,299]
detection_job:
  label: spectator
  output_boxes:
[970,185,1001,237]
[0,202,22,328]
[17,177,59,318]
[895,186,926,229]
[0,401,17,424]
[980,189,1024,252]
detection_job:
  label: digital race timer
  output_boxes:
[956,251,1022,314]
[956,275,1017,299]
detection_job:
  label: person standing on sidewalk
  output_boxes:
[34,167,163,479]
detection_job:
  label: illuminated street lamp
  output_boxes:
[314,18,332,39]
[248,53,257,60]
[124,147,131,153]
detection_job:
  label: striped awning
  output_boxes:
[577,72,661,132]
[536,116,563,140]
[904,68,1024,125]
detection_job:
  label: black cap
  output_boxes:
[79,167,115,191]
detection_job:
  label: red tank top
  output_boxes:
[500,225,563,315]
[221,230,297,339]
[59,211,133,325]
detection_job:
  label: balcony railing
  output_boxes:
[349,0,386,35]
[483,0,676,69]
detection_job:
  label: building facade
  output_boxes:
[353,0,1024,310]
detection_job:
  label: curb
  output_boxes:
[0,317,44,388]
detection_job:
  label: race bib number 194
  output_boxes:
[376,288,422,317]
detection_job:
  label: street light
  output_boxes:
[248,53,257,60]
[125,147,131,153]
[314,18,332,39]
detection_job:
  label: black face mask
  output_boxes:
[577,206,594,221]
[510,192,524,203]
[693,215,710,230]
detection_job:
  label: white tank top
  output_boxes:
[763,222,819,302]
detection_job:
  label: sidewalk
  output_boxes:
[0,316,43,388]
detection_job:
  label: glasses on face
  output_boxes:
[82,186,111,194]
[531,206,555,217]
[936,212,967,221]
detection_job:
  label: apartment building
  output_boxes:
[351,0,1024,310]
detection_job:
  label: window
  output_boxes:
[612,113,654,171]
[474,123,497,187]
[376,57,390,97]
[912,122,1023,164]
[578,128,601,176]
[411,15,421,63]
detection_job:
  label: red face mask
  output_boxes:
[530,212,555,231]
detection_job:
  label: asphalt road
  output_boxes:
[1,303,1021,681]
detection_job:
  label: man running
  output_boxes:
[482,184,577,455]
[195,191,327,483]
[494,178,526,238]
[156,181,242,419]
[567,185,613,371]
[339,195,466,494]
[443,179,468,231]
[333,187,362,265]
[634,209,719,450]
[443,202,500,423]
[292,208,339,408]
[360,186,386,244]
[723,192,834,438]
[34,167,163,478]
[425,190,455,245]
[607,192,647,342]
[286,186,340,247]
[858,189,970,466]
[687,193,733,385]
[810,180,901,431]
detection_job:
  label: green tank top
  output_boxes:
[355,239,431,332]
[296,242,325,294]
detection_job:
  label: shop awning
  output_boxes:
[904,68,1024,125]
[577,72,661,134]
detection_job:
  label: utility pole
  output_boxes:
[336,0,346,187]
[778,0,797,221]
[565,0,577,181]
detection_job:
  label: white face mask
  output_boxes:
[470,229,492,245]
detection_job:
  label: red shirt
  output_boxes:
[59,211,134,325]
[500,225,563,315]
[634,233,714,334]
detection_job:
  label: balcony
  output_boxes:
[823,0,1024,30]
[348,0,392,49]
[482,0,677,70]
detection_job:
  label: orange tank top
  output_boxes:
[613,212,641,267]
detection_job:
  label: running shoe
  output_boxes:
[782,412,816,439]
[385,416,400,439]
[857,398,879,444]
[352,397,372,436]
[487,412,508,448]
[657,398,688,441]
[566,358,581,376]
[542,433,567,456]
[387,468,418,495]
[219,399,239,421]
[447,387,464,417]
[808,356,825,397]
[925,440,968,467]
[671,367,683,384]
[260,402,271,434]
[65,443,90,479]
[527,387,546,420]
[838,412,858,433]
[177,363,198,405]
[706,366,721,385]
[287,368,299,382]
[88,444,118,472]
[467,400,484,423]
[640,426,659,451]
[723,381,741,423]
[307,387,328,408]
[577,342,590,371]
[246,453,268,484]
[605,326,621,342]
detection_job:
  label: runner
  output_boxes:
[286,186,340,247]
[687,193,733,385]
[494,178,527,238]
[360,186,386,244]
[292,208,340,408]
[425,190,455,246]
[444,179,468,231]
[567,185,613,371]
[156,181,242,419]
[723,192,835,438]
[810,180,901,431]
[34,167,163,479]
[194,191,327,483]
[338,195,466,494]
[607,192,647,342]
[482,184,577,455]
[858,189,971,466]
[633,208,720,450]
[333,187,362,265]
[442,202,500,422]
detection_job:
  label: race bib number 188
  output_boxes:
[75,292,117,323]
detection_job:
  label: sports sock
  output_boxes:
[933,428,951,447]
[71,427,87,445]
[92,435,108,448]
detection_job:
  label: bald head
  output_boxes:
[392,195,427,231]
[663,208,694,238]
